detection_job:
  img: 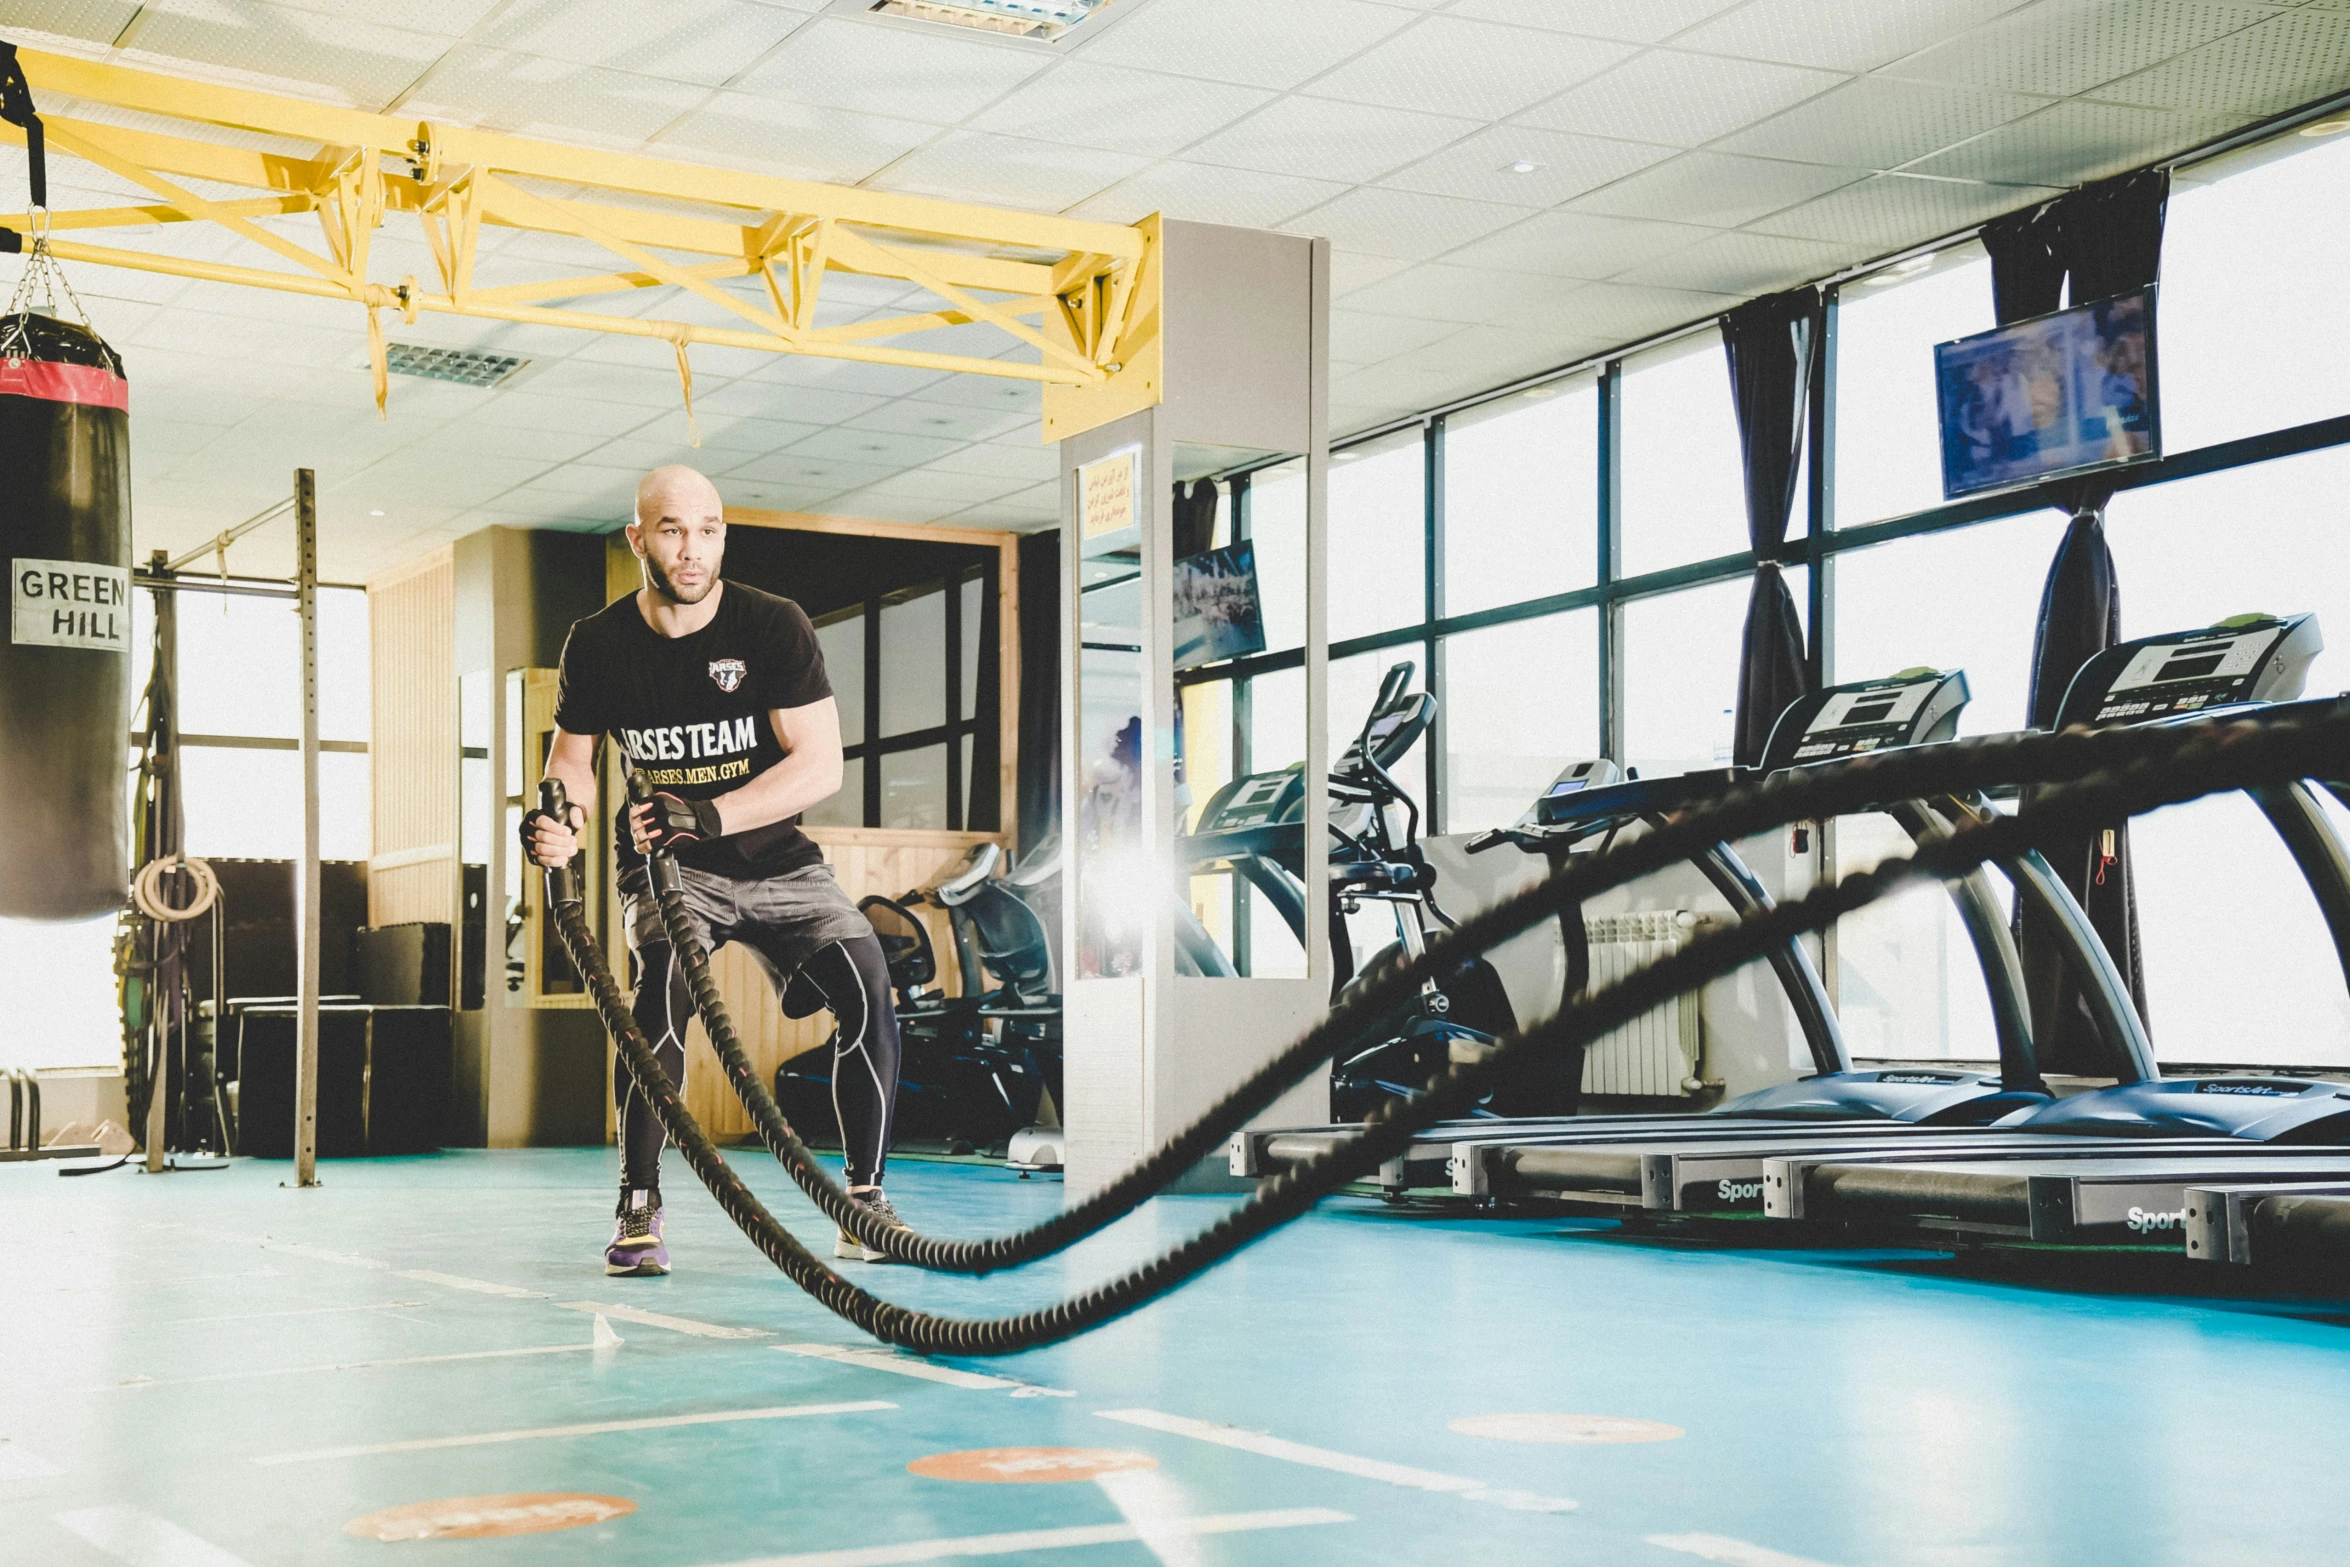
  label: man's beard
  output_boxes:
[646,556,717,606]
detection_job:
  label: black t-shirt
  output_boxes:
[554,582,833,878]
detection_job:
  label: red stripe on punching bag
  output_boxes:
[0,356,128,410]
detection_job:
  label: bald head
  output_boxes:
[628,465,726,607]
[636,464,721,526]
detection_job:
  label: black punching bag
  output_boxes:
[0,312,131,920]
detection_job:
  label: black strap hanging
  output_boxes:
[0,41,46,254]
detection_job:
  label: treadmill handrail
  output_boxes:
[1680,831,1848,1077]
[2248,780,2350,1003]
[1889,799,2044,1097]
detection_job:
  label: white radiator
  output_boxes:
[1581,910,1705,1098]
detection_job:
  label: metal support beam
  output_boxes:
[293,470,322,1188]
[0,51,1159,434]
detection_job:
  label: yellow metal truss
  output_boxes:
[0,48,1160,437]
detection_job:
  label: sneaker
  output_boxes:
[605,1194,669,1277]
[834,1190,906,1263]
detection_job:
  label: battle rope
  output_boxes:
[632,708,2350,1272]
[542,709,2350,1353]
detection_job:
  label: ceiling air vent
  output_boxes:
[865,0,1117,42]
[385,343,530,388]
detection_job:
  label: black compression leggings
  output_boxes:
[621,934,901,1194]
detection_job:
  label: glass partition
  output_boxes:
[457,668,490,1011]
[1074,446,1147,979]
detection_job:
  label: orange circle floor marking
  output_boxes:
[908,1447,1159,1484]
[344,1493,637,1541]
[1449,1413,1685,1445]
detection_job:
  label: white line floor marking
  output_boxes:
[696,1507,1350,1567]
[1648,1532,1845,1567]
[399,1270,549,1298]
[0,1438,67,1479]
[103,1342,597,1392]
[252,1400,895,1466]
[162,1300,428,1326]
[53,1506,254,1567]
[776,1343,1019,1390]
[558,1301,770,1338]
[1097,1409,1576,1514]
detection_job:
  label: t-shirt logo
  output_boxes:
[708,658,747,693]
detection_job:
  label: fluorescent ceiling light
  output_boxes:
[1859,252,1936,286]
[867,0,1118,41]
[2298,118,2350,138]
[1504,159,1540,175]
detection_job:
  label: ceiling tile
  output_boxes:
[835,467,1027,505]
[731,15,1048,122]
[966,60,1276,157]
[1672,0,2038,73]
[904,375,1045,415]
[1568,151,1864,227]
[468,390,657,437]
[1281,185,1527,262]
[788,425,966,466]
[1066,160,1349,228]
[1441,0,1749,45]
[2095,6,2350,116]
[1184,95,1481,184]
[843,400,1030,443]
[1557,279,1741,341]
[1339,263,1596,326]
[716,450,898,490]
[1330,251,1413,295]
[1906,99,2239,186]
[866,130,1148,212]
[122,4,459,104]
[925,440,1059,482]
[1891,0,2277,98]
[2,1,143,48]
[244,0,506,33]
[681,413,829,456]
[1307,15,1636,120]
[1445,210,1722,279]
[1329,309,1473,363]
[1716,75,2050,168]
[471,0,811,86]
[1746,170,2056,248]
[521,358,710,411]
[1612,227,1859,293]
[406,48,714,144]
[941,495,1058,529]
[1379,124,1677,207]
[1517,49,1848,149]
[696,378,891,426]
[801,486,954,524]
[1073,0,1419,91]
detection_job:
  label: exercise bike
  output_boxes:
[776,836,1064,1166]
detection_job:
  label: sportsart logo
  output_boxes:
[1716,1179,1764,1204]
[2196,1081,2301,1097]
[709,657,746,692]
[2126,1205,2186,1234]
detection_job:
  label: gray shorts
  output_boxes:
[621,860,875,984]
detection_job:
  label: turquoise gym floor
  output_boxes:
[13,1149,2350,1566]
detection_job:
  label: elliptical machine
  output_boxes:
[1181,662,1518,1121]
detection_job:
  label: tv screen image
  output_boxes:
[1934,287,2159,500]
[1170,538,1267,671]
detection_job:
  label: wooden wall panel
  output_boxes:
[365,547,456,926]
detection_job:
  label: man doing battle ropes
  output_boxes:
[523,465,904,1276]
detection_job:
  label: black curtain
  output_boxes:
[1171,478,1218,559]
[1720,287,1820,766]
[1016,529,1061,855]
[1993,168,2168,1070]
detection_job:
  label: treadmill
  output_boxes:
[1234,662,2137,1190]
[1763,614,2350,1247]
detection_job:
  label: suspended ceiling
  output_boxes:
[3,0,2347,581]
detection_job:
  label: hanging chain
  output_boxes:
[3,181,94,364]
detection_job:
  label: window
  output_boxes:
[1248,460,1308,653]
[1441,611,1599,833]
[1622,576,1788,779]
[1833,247,1995,527]
[818,564,998,830]
[1443,379,1597,616]
[1619,338,1747,577]
[1328,430,1425,644]
[1831,512,2053,739]
[1831,812,2001,1064]
[2158,131,2350,451]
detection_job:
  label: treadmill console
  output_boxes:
[1520,759,1624,828]
[1191,764,1306,834]
[2059,613,2321,727]
[1758,667,1971,772]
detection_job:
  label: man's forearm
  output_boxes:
[716,748,843,834]
[544,751,598,823]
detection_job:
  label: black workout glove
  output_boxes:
[518,805,582,867]
[641,791,724,852]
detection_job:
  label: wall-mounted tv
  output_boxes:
[1935,287,2160,500]
[1171,539,1266,671]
